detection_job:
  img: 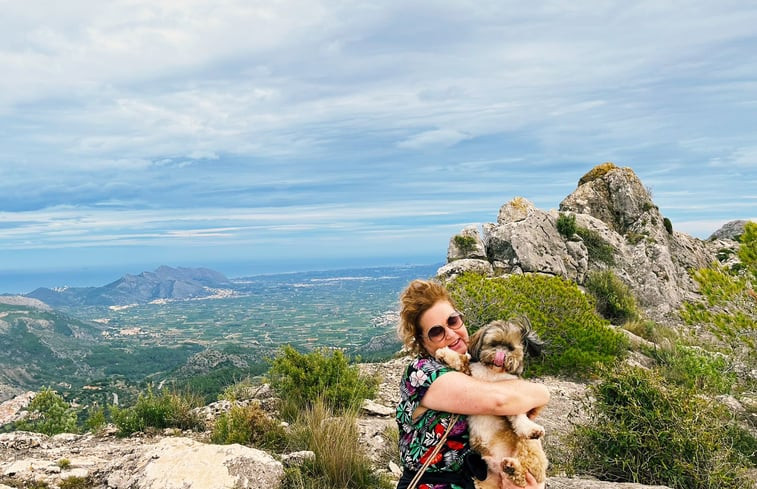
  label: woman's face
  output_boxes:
[418,300,469,356]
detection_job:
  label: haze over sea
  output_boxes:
[0,259,440,296]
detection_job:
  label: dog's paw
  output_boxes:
[509,414,545,439]
[435,347,471,374]
[501,458,526,487]
[526,425,545,439]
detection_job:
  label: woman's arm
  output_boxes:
[420,371,550,416]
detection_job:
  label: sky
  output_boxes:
[1,1,756,292]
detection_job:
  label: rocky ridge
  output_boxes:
[439,163,741,320]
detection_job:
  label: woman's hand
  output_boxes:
[499,471,544,489]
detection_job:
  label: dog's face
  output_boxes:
[467,318,543,375]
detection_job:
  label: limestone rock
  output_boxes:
[0,391,35,426]
[438,163,728,317]
[437,258,494,281]
[116,437,283,489]
[447,224,487,261]
[547,478,672,489]
[709,219,748,241]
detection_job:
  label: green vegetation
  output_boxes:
[663,217,673,234]
[210,402,287,450]
[647,344,736,394]
[578,162,617,186]
[58,476,94,489]
[679,225,756,382]
[739,221,757,281]
[576,226,616,265]
[110,386,204,436]
[556,213,577,237]
[16,387,78,436]
[584,270,640,324]
[447,272,628,378]
[453,234,477,256]
[57,458,71,470]
[266,345,379,420]
[83,404,107,433]
[282,400,392,489]
[568,364,755,489]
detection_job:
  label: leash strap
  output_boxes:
[407,414,460,489]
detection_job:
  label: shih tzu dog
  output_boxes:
[435,318,548,488]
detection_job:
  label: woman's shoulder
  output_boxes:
[404,356,453,377]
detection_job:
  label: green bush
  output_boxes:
[447,272,628,378]
[282,400,392,489]
[584,270,640,324]
[556,213,577,237]
[210,402,287,451]
[663,217,673,234]
[453,234,477,256]
[647,344,736,394]
[58,476,93,489]
[576,227,616,265]
[739,221,757,281]
[267,345,378,420]
[84,404,106,433]
[680,264,756,381]
[568,364,755,489]
[16,387,78,436]
[110,386,204,437]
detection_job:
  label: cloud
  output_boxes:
[397,129,472,149]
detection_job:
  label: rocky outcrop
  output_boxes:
[709,219,748,241]
[438,163,736,317]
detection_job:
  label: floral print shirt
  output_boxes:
[396,357,470,489]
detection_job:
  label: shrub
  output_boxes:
[110,386,204,437]
[210,402,287,451]
[84,404,106,433]
[556,213,577,237]
[647,344,736,394]
[680,264,756,381]
[281,400,392,489]
[453,234,477,256]
[576,226,616,265]
[16,387,78,436]
[578,162,617,186]
[447,272,628,378]
[266,345,378,420]
[663,217,673,234]
[568,364,755,489]
[738,221,757,281]
[58,476,93,489]
[584,270,640,324]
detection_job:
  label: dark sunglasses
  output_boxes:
[426,311,464,343]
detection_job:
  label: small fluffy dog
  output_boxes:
[436,318,548,488]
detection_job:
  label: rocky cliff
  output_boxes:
[439,162,739,319]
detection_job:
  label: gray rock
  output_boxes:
[708,219,748,241]
[547,477,672,489]
[438,164,730,317]
[447,224,487,261]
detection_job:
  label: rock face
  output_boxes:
[709,219,748,241]
[438,163,734,317]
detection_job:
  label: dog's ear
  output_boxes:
[467,326,486,362]
[517,316,545,358]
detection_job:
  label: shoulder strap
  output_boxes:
[407,414,461,489]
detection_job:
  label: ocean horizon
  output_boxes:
[0,259,443,295]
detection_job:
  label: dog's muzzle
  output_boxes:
[493,350,506,367]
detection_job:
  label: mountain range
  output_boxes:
[24,265,233,307]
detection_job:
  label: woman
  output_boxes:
[396,279,549,489]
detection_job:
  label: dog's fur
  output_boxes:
[435,318,548,488]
